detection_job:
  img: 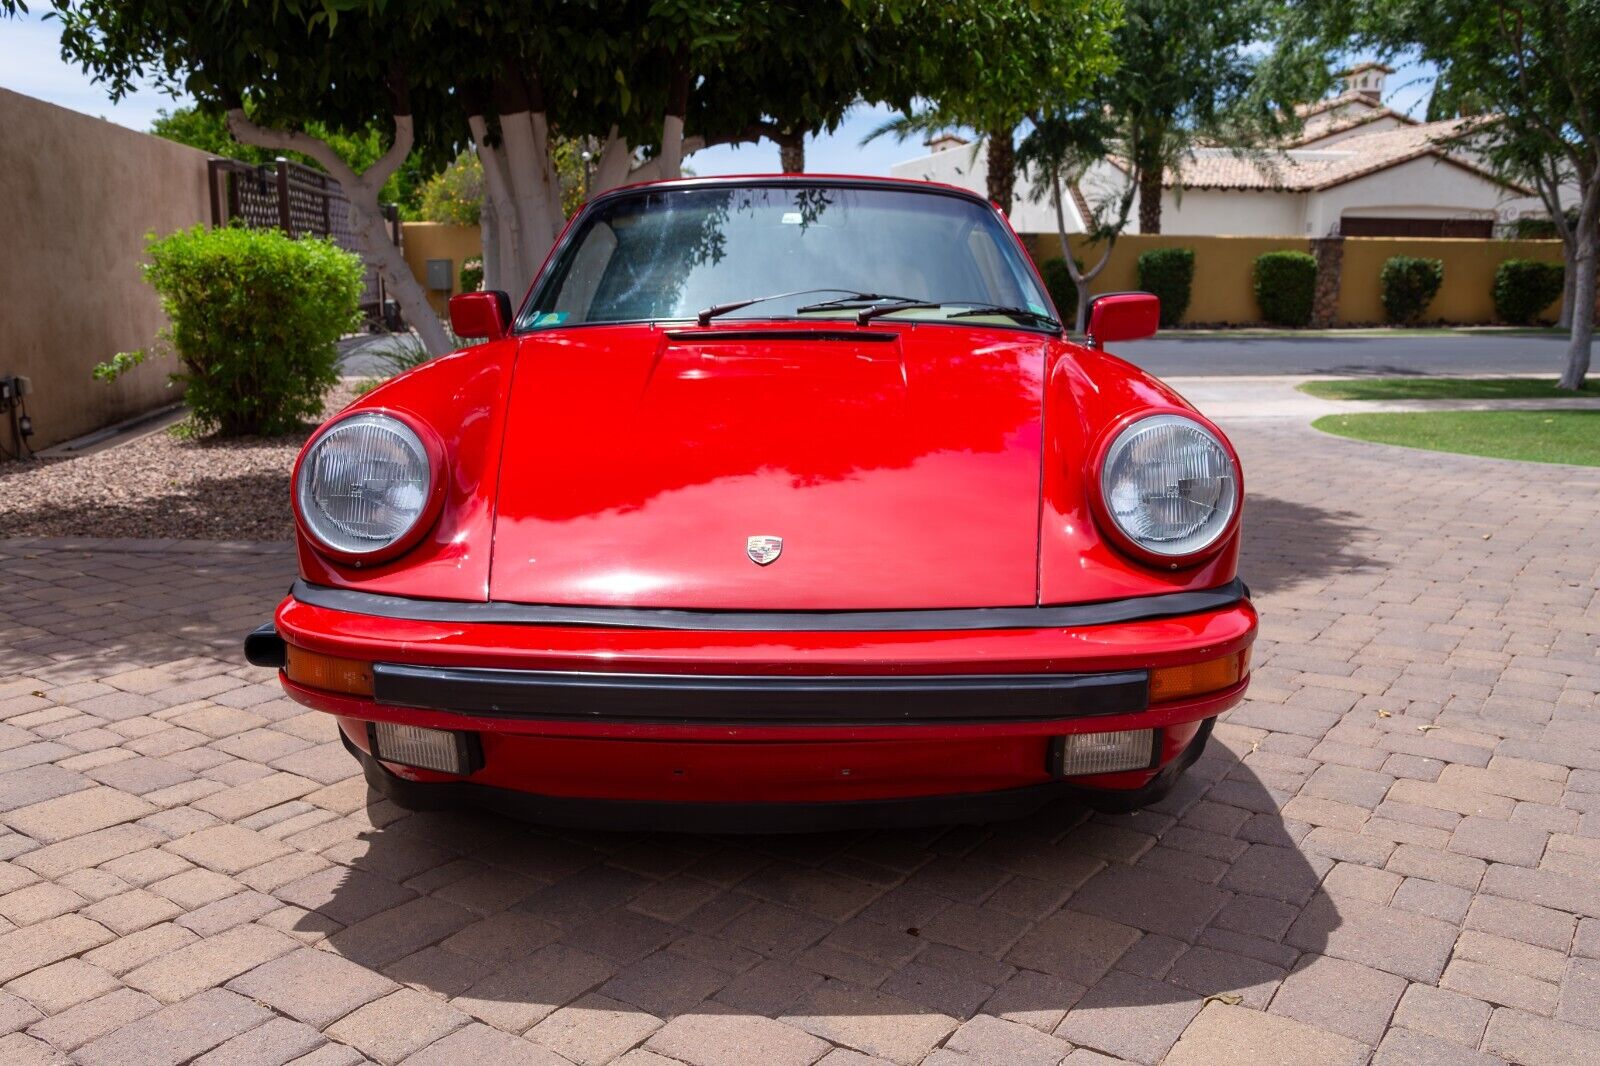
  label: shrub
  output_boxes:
[1136,247,1195,327]
[1252,250,1318,327]
[459,256,484,294]
[1039,258,1078,321]
[1493,259,1564,324]
[95,225,363,436]
[1380,256,1445,324]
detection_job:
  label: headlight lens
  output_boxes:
[296,412,432,557]
[1100,414,1237,558]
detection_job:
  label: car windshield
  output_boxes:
[518,183,1055,332]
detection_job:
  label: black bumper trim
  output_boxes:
[289,577,1247,633]
[371,663,1148,724]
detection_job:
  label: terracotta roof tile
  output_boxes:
[1156,120,1524,194]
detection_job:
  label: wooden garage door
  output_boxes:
[1341,216,1495,238]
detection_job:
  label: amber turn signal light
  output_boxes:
[284,645,374,697]
[1149,649,1250,704]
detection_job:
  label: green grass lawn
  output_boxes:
[1299,377,1586,401]
[1312,410,1600,466]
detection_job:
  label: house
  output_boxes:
[889,64,1551,239]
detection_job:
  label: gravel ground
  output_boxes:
[0,385,359,540]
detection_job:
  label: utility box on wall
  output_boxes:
[425,258,454,292]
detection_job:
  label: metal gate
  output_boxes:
[206,157,402,328]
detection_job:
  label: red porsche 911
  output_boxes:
[245,175,1256,831]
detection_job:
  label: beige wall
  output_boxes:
[1,88,213,451]
[1025,232,1568,326]
[400,223,484,317]
[1335,237,1565,325]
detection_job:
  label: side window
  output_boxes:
[965,227,1026,305]
[552,224,619,320]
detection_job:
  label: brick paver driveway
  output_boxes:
[1,419,1597,1066]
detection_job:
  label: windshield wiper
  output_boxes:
[794,293,924,314]
[697,288,885,326]
[946,305,1062,329]
[856,301,942,325]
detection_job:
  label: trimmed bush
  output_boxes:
[1380,256,1444,324]
[1136,247,1195,327]
[1040,257,1079,321]
[1253,250,1318,327]
[96,225,363,436]
[1493,259,1564,324]
[460,256,484,294]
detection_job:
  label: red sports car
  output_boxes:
[246,175,1255,831]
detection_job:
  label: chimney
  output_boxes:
[925,133,970,154]
[1342,62,1393,103]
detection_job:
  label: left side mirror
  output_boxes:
[449,290,513,341]
[1086,292,1160,346]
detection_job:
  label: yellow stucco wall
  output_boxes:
[1,88,213,451]
[1335,238,1565,325]
[1025,232,1568,326]
[400,223,484,317]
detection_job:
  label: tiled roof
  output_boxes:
[1292,106,1418,146]
[1139,119,1527,194]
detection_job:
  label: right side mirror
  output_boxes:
[1086,292,1161,346]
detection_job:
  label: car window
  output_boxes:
[520,185,1053,331]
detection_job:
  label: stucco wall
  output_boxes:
[1157,189,1307,237]
[1023,233,1568,325]
[0,88,213,451]
[1024,234,1313,324]
[1336,237,1565,325]
[1305,155,1522,236]
[401,223,485,317]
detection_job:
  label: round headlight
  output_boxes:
[296,412,435,559]
[1099,414,1238,560]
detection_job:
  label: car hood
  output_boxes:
[488,323,1049,610]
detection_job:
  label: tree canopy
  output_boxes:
[1325,0,1598,386]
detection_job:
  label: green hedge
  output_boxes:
[96,225,363,436]
[459,256,484,294]
[1040,258,1079,321]
[1493,259,1564,325]
[1136,247,1194,327]
[1253,250,1318,327]
[1380,256,1444,324]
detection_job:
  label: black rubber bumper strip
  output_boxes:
[370,664,1148,724]
[289,577,1247,633]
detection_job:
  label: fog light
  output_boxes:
[368,721,482,776]
[1048,729,1156,777]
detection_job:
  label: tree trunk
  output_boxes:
[1558,222,1595,390]
[226,106,453,357]
[1138,164,1163,235]
[1559,243,1576,330]
[355,203,453,355]
[986,128,1016,215]
[777,130,805,173]
[479,196,502,292]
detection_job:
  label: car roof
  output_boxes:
[584,173,996,210]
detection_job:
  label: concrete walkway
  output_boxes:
[1165,376,1600,422]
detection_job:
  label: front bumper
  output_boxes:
[251,581,1255,825]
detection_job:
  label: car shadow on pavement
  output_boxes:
[291,732,1339,1061]
[1241,492,1382,597]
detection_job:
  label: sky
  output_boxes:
[3,9,1437,177]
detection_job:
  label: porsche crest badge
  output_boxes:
[746,535,783,566]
